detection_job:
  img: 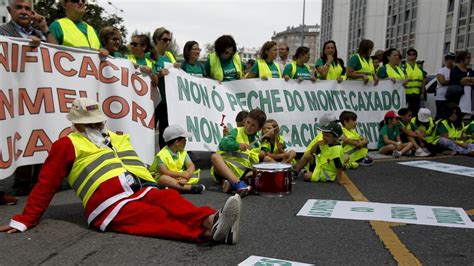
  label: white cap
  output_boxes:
[163,125,192,142]
[67,98,107,124]
[417,108,431,123]
[318,113,338,127]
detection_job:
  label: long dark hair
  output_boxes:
[292,46,310,61]
[321,40,338,65]
[183,40,198,62]
[382,48,398,65]
[357,39,374,57]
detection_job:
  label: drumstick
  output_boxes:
[220,114,226,127]
[249,126,277,147]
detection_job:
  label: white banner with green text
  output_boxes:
[164,67,405,152]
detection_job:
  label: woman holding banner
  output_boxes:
[246,41,282,80]
[376,49,407,84]
[205,35,243,82]
[128,34,155,74]
[315,40,345,82]
[99,26,125,58]
[282,46,316,82]
[182,41,206,77]
[346,39,379,86]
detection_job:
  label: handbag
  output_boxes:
[445,84,464,101]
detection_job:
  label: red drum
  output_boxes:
[251,163,292,197]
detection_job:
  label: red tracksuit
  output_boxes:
[9,137,216,242]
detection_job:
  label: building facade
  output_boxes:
[272,24,320,65]
[320,0,455,73]
[1,0,8,24]
[444,0,474,58]
[238,47,258,63]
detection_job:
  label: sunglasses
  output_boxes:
[130,42,144,47]
[160,38,172,43]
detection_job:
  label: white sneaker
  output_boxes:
[392,150,402,158]
[415,148,430,157]
[212,194,241,243]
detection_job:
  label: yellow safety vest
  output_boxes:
[149,147,200,185]
[290,61,311,79]
[209,52,242,81]
[56,18,100,49]
[318,62,344,80]
[404,63,423,95]
[311,144,345,182]
[67,131,154,206]
[304,132,323,156]
[411,117,436,144]
[261,134,285,154]
[256,59,282,79]
[164,51,177,64]
[386,64,407,80]
[342,127,368,163]
[210,127,260,182]
[462,121,473,144]
[432,120,463,144]
[127,55,154,68]
[351,54,374,81]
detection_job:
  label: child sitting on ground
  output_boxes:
[223,110,249,137]
[295,113,339,177]
[397,108,430,157]
[301,122,346,183]
[211,108,267,197]
[339,110,374,168]
[378,110,413,158]
[260,119,296,165]
[149,125,206,194]
[411,108,439,155]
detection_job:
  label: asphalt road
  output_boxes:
[0,155,473,265]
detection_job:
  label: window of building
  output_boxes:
[447,0,455,12]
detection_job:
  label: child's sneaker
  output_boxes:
[392,150,402,158]
[415,148,430,157]
[232,181,250,197]
[212,194,241,243]
[190,184,206,194]
[298,168,308,180]
[359,157,374,166]
[346,161,359,169]
[0,192,18,205]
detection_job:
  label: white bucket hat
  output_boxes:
[66,98,107,124]
[163,125,192,142]
[417,108,431,123]
[318,113,338,127]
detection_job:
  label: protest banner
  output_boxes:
[164,66,406,152]
[297,199,474,229]
[0,36,155,180]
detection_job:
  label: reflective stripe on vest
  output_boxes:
[127,54,153,68]
[257,59,282,79]
[165,51,177,64]
[57,18,100,49]
[149,147,200,184]
[209,52,242,81]
[386,64,407,80]
[352,54,374,81]
[432,120,462,144]
[290,61,311,79]
[311,145,344,182]
[318,62,343,80]
[67,131,154,206]
[404,63,423,95]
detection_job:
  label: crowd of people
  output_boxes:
[1,0,473,245]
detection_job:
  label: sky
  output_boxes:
[98,0,322,53]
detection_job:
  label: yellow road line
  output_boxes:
[340,172,422,265]
[465,209,474,216]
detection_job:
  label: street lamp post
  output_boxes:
[301,0,306,46]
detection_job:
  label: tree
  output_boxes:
[34,0,127,39]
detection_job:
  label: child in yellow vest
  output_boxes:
[301,122,346,183]
[295,113,338,178]
[223,110,249,137]
[149,125,205,194]
[339,111,374,168]
[397,108,430,157]
[260,119,296,165]
[211,109,267,197]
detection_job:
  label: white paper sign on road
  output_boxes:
[297,199,474,229]
[398,160,474,177]
[239,256,314,266]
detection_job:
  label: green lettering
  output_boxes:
[258,90,273,113]
[304,91,320,111]
[186,116,200,142]
[317,90,329,111]
[291,125,302,147]
[391,207,417,220]
[350,207,374,212]
[284,90,295,111]
[433,208,465,225]
[226,93,238,111]
[271,90,284,113]
[177,76,191,101]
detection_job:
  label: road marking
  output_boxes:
[466,209,474,216]
[375,155,453,163]
[340,172,421,265]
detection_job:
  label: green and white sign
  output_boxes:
[297,199,474,229]
[398,160,474,177]
[164,66,405,152]
[238,256,314,266]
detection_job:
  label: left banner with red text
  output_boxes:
[0,36,156,180]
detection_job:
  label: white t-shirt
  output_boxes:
[436,66,451,101]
